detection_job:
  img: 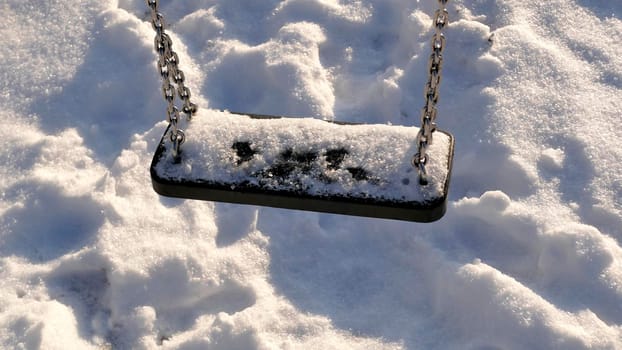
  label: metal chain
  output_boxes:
[413,0,449,185]
[146,0,197,162]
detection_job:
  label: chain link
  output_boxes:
[146,0,197,162]
[413,0,449,185]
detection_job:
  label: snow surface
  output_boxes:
[1,0,621,349]
[154,109,451,201]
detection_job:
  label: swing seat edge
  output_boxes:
[149,116,454,223]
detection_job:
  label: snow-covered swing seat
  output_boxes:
[148,0,454,222]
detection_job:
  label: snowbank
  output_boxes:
[1,0,621,349]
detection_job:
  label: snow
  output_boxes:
[1,0,621,349]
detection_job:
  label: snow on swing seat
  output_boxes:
[151,109,454,222]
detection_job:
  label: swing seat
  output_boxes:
[150,110,454,222]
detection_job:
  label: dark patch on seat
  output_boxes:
[282,149,318,165]
[325,148,349,170]
[232,141,259,165]
[266,162,297,179]
[251,146,375,189]
[347,167,370,181]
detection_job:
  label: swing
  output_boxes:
[148,0,454,222]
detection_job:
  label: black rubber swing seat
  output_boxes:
[150,110,454,222]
